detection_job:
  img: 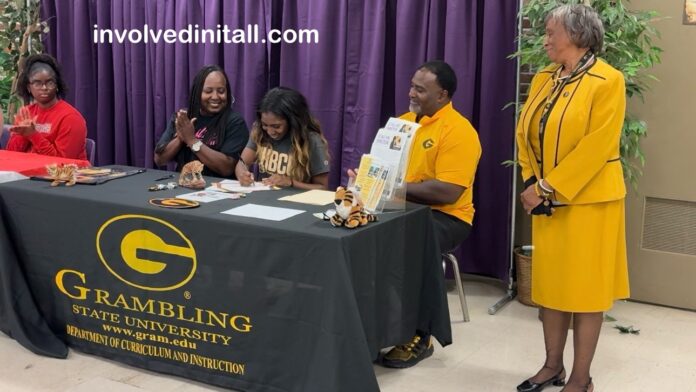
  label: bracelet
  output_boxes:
[538,179,553,194]
[535,181,551,198]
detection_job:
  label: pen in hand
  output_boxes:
[239,160,255,187]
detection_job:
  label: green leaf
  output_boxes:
[0,0,45,119]
[603,314,617,322]
[614,324,640,335]
[501,160,518,167]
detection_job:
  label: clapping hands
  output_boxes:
[174,109,197,145]
[10,106,37,137]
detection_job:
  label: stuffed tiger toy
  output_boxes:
[330,186,377,229]
[45,163,78,186]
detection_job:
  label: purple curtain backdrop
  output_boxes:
[41,0,517,281]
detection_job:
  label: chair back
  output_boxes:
[0,125,10,149]
[85,138,96,165]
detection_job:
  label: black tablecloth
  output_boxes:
[0,167,451,392]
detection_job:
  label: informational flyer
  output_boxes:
[353,154,391,212]
[354,118,419,211]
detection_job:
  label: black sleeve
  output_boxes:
[154,113,177,154]
[218,111,249,160]
[523,176,538,189]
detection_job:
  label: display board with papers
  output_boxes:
[352,118,419,213]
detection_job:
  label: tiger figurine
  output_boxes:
[330,186,377,229]
[178,160,206,189]
[45,163,78,186]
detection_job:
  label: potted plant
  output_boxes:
[0,0,48,121]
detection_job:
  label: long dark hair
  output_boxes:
[17,54,68,104]
[252,87,329,181]
[187,65,232,147]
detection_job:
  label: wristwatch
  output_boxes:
[190,140,203,152]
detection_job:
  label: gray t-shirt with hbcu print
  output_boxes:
[246,132,329,181]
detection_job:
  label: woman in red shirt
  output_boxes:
[5,54,87,160]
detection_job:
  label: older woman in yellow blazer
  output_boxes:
[515,5,629,392]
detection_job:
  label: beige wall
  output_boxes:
[625,0,696,309]
[628,0,696,197]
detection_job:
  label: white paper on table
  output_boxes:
[278,189,335,205]
[207,179,272,194]
[221,203,305,221]
[0,171,28,184]
[176,190,240,203]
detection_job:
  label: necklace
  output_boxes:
[535,51,595,176]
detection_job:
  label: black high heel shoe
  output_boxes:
[516,368,566,392]
[583,377,593,392]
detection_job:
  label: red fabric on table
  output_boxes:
[0,150,90,177]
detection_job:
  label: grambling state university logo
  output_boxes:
[96,215,197,291]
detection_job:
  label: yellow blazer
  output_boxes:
[516,59,626,204]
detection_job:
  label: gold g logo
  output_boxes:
[96,215,196,291]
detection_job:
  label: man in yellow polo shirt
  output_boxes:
[381,60,482,368]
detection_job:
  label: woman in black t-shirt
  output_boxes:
[154,65,248,178]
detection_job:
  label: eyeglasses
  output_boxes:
[29,79,57,89]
